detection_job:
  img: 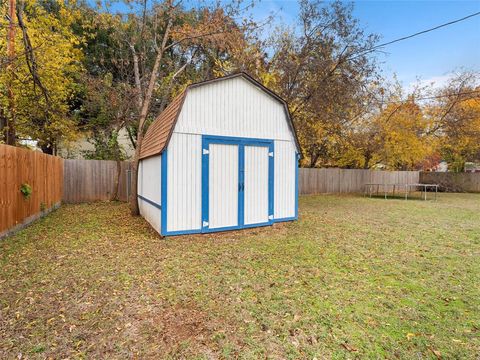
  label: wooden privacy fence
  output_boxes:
[420,172,480,192]
[0,144,63,237]
[63,159,132,203]
[2,151,478,238]
[299,168,420,195]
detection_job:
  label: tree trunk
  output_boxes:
[363,152,372,169]
[309,151,319,168]
[129,132,143,215]
[111,127,123,201]
[112,159,121,201]
[40,142,54,155]
[129,18,172,216]
[0,108,7,143]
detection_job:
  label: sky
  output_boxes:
[251,0,480,91]
[106,0,480,91]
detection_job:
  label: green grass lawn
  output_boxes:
[1,194,479,359]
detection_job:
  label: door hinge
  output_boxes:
[269,152,274,157]
[203,149,209,155]
[202,221,209,227]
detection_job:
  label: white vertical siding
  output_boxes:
[274,141,296,219]
[166,133,202,232]
[244,145,269,225]
[138,155,161,232]
[155,76,298,235]
[208,143,239,229]
[175,77,296,144]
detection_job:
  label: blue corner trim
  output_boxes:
[295,151,299,219]
[161,149,168,235]
[137,195,161,210]
[140,157,143,194]
[201,137,209,232]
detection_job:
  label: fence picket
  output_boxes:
[0,144,63,237]
[299,168,421,195]
[62,159,132,203]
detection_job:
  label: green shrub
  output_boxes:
[20,183,32,199]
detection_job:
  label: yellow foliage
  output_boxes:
[0,0,84,148]
[374,102,433,170]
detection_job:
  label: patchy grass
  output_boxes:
[1,194,479,359]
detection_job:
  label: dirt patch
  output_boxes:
[134,302,239,358]
[159,304,212,347]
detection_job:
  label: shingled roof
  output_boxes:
[139,72,300,160]
[139,91,186,160]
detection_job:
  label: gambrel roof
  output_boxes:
[139,72,300,160]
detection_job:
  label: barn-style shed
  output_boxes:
[138,72,300,236]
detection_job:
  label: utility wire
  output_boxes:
[399,90,480,103]
[372,12,480,51]
[373,90,480,107]
[348,11,480,60]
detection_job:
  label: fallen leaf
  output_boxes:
[429,347,442,359]
[341,343,358,352]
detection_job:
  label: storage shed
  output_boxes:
[138,72,300,236]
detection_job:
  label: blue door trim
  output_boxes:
[238,143,245,227]
[201,135,274,233]
[268,142,275,222]
[160,135,297,237]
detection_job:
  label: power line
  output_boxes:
[349,11,480,60]
[372,11,480,51]
[411,90,480,102]
[379,90,480,105]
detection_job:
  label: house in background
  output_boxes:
[137,72,301,236]
[465,161,480,173]
[57,128,135,160]
[434,161,448,172]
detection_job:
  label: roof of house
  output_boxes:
[139,72,301,160]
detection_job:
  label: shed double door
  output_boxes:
[202,136,274,232]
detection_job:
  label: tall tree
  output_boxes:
[0,0,84,152]
[267,0,381,168]
[429,72,480,171]
[83,0,256,214]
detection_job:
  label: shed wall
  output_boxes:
[166,133,202,232]
[175,77,295,144]
[274,140,296,219]
[161,76,298,235]
[138,155,161,232]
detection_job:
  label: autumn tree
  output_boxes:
[80,0,258,214]
[428,72,480,172]
[337,80,435,170]
[0,0,84,153]
[267,0,381,168]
